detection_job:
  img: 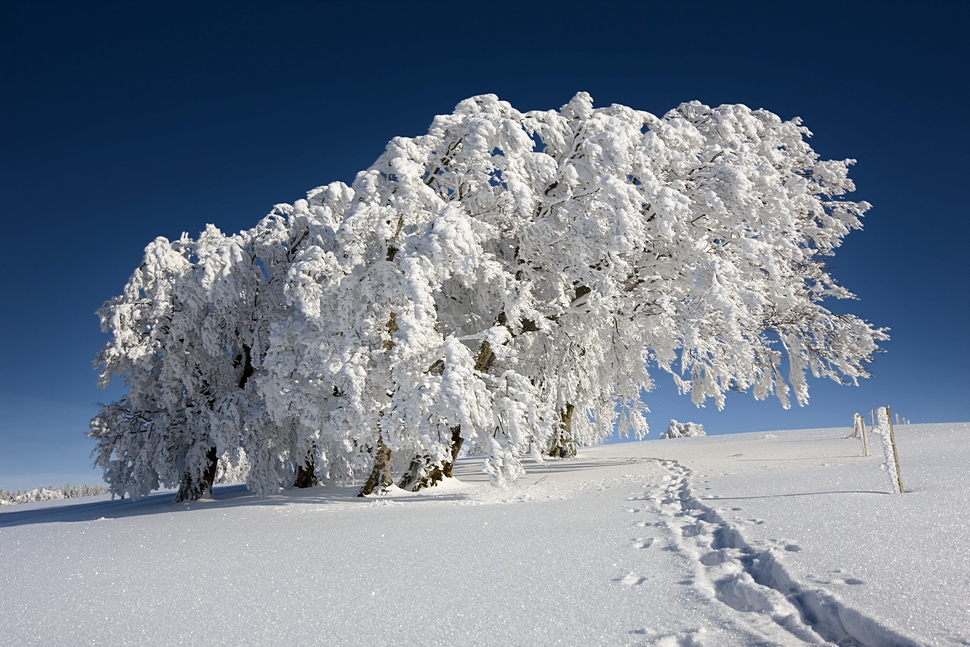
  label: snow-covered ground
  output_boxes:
[2,423,967,646]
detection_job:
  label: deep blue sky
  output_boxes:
[2,1,967,490]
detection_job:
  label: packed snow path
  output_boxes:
[641,459,919,646]
[1,424,967,645]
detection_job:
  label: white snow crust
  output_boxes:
[2,423,967,646]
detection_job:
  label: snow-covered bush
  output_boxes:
[93,93,886,500]
[661,420,707,439]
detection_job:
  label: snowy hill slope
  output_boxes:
[2,423,967,646]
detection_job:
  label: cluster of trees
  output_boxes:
[91,93,886,501]
[0,483,111,506]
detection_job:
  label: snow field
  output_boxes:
[1,423,967,646]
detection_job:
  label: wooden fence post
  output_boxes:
[886,406,904,494]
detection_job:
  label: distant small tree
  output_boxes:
[661,420,707,439]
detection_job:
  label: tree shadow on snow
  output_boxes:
[0,481,380,528]
[0,455,659,528]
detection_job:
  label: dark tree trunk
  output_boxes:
[443,425,463,477]
[400,329,494,493]
[399,426,463,491]
[358,436,394,496]
[547,404,577,458]
[175,445,219,502]
[358,299,400,497]
[398,453,429,492]
[293,446,319,488]
[175,342,253,503]
[545,286,587,460]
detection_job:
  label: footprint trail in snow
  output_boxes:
[620,458,922,646]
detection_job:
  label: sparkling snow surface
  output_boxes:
[2,423,967,646]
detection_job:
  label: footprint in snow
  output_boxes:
[784,544,802,552]
[700,550,731,566]
[630,628,708,646]
[618,573,647,587]
[630,537,655,549]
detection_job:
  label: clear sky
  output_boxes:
[1,1,967,490]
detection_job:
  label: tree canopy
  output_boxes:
[92,93,886,500]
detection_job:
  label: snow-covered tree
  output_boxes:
[92,233,210,501]
[92,207,325,500]
[94,93,886,499]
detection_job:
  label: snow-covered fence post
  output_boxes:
[873,406,904,494]
[886,406,904,493]
[853,412,870,457]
